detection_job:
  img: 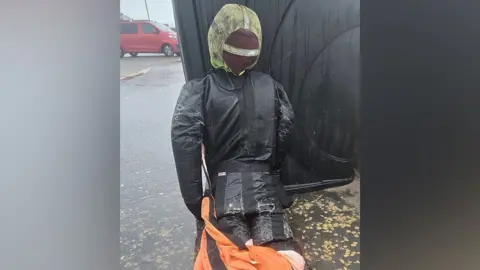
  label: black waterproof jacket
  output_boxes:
[171,69,294,219]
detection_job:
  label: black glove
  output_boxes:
[193,219,205,257]
[186,202,202,221]
[272,173,293,209]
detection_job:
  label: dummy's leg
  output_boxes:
[251,213,306,270]
[217,214,251,244]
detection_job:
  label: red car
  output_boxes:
[120,20,181,57]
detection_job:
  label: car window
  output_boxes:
[152,22,175,33]
[141,23,157,34]
[120,23,138,34]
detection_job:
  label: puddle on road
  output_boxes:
[120,177,360,270]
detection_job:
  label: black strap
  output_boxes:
[244,76,257,155]
[206,232,228,269]
[201,161,248,250]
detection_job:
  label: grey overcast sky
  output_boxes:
[121,0,175,25]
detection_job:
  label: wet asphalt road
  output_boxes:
[120,56,360,270]
[121,56,195,269]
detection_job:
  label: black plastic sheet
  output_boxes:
[172,0,360,193]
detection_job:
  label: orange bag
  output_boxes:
[194,159,296,270]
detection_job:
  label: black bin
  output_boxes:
[172,0,360,194]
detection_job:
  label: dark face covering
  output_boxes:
[208,4,262,75]
[222,29,260,75]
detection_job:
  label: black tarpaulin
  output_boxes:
[172,0,360,194]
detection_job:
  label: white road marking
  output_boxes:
[120,67,151,80]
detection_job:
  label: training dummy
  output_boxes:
[171,4,305,269]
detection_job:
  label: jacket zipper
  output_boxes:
[242,79,250,155]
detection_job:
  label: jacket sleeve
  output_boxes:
[273,80,295,173]
[171,79,204,220]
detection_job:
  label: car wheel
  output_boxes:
[162,44,174,57]
[120,48,124,58]
[129,53,138,57]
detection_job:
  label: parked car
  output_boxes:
[120,20,181,57]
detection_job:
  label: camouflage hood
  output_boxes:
[207,4,262,75]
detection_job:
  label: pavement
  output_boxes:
[120,56,360,270]
[287,176,360,270]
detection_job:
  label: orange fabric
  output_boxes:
[193,197,294,270]
[194,229,212,270]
